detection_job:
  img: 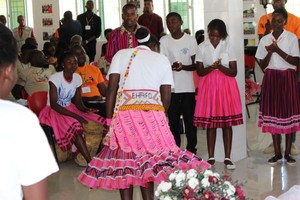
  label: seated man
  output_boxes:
[70,45,107,117]
[70,35,90,64]
[11,43,37,99]
[17,50,56,95]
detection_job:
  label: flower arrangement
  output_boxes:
[245,78,260,104]
[155,169,245,200]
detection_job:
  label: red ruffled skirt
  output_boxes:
[78,110,210,190]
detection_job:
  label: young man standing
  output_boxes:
[138,0,164,39]
[160,12,198,154]
[77,0,101,62]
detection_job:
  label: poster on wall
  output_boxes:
[243,0,262,46]
[32,0,59,49]
[42,4,53,14]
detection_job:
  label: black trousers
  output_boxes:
[168,93,197,153]
[86,40,97,62]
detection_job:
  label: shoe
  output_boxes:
[291,143,299,156]
[267,155,283,166]
[207,157,215,166]
[224,158,236,170]
[284,154,296,166]
[264,143,274,154]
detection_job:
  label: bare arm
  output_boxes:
[160,85,171,112]
[105,74,120,119]
[22,178,48,200]
[73,86,90,112]
[97,82,107,97]
[172,55,196,71]
[217,60,237,77]
[195,61,214,76]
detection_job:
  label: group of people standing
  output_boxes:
[1,0,300,199]
[78,1,244,199]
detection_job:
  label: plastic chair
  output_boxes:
[27,91,59,166]
[21,88,29,99]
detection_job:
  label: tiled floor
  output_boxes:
[48,103,300,200]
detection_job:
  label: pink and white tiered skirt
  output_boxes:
[78,109,210,190]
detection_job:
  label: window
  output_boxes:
[9,0,25,29]
[169,0,189,30]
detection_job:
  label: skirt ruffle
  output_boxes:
[259,69,300,134]
[194,70,243,128]
[39,103,105,151]
[109,110,179,156]
[78,146,210,190]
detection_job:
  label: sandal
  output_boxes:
[284,154,296,166]
[207,157,215,166]
[268,155,283,166]
[224,158,236,170]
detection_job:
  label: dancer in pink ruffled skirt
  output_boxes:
[78,27,209,200]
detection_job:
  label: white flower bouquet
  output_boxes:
[155,169,245,200]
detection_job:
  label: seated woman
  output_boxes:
[39,52,105,163]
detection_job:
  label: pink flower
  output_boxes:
[208,176,219,184]
[223,174,230,181]
[235,186,246,200]
[184,197,197,200]
[182,186,194,198]
[202,191,214,199]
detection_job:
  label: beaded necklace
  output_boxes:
[113,48,139,117]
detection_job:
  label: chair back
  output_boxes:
[27,91,48,116]
[21,88,29,99]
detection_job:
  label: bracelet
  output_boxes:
[285,54,289,60]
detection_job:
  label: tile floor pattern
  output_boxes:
[48,103,300,200]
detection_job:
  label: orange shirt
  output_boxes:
[75,64,105,97]
[257,12,300,39]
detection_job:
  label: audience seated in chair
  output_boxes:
[71,45,107,117]
[16,50,56,96]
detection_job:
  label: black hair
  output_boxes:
[207,19,228,40]
[43,42,52,50]
[166,12,182,21]
[272,7,288,21]
[104,28,112,36]
[122,3,137,13]
[0,24,17,69]
[63,11,73,21]
[57,51,76,72]
[135,27,159,46]
[21,43,37,54]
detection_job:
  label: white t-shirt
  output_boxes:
[48,71,82,107]
[196,38,236,68]
[159,33,197,93]
[0,100,59,200]
[107,45,173,106]
[255,30,300,70]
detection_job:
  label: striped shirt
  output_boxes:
[105,24,141,63]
